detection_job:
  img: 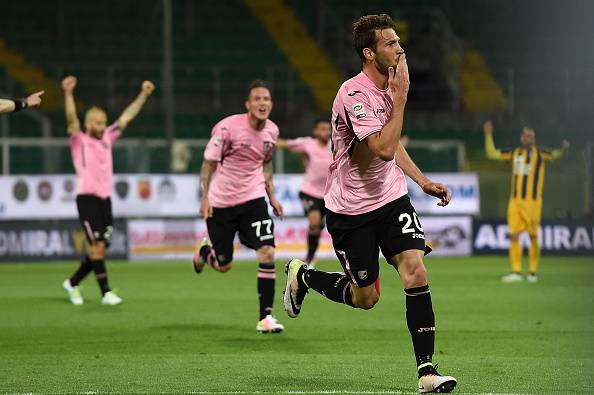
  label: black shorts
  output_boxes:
[326,194,427,287]
[299,191,326,216]
[206,197,275,265]
[76,194,114,246]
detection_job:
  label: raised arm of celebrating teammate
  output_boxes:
[62,76,81,134]
[483,120,512,161]
[0,91,44,114]
[264,161,284,218]
[542,140,570,161]
[276,138,290,150]
[365,56,409,161]
[117,81,155,131]
[275,138,305,153]
[394,143,451,207]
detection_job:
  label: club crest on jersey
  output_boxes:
[263,141,274,162]
[352,103,366,119]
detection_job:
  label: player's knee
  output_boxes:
[214,253,233,272]
[510,233,520,242]
[218,262,233,273]
[355,293,379,310]
[403,262,427,289]
[90,243,107,260]
[352,285,380,309]
[256,245,275,262]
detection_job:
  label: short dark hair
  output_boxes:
[352,14,396,60]
[247,79,271,99]
[313,117,331,127]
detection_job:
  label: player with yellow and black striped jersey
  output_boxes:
[483,120,569,282]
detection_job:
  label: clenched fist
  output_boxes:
[62,76,77,93]
[141,81,155,96]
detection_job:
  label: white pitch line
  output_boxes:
[5,392,537,395]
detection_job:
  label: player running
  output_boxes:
[61,75,154,306]
[283,15,457,393]
[276,118,332,266]
[193,80,285,334]
[483,120,569,282]
[0,91,44,114]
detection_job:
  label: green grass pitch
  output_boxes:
[0,256,593,394]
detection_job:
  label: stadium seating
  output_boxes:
[0,0,314,143]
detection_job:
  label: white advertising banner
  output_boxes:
[0,175,79,219]
[0,172,479,219]
[272,174,309,217]
[128,216,472,261]
[274,173,480,216]
[0,174,200,219]
[111,175,200,217]
[406,173,479,215]
[127,218,335,261]
[423,216,473,257]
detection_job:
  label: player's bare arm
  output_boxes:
[0,99,17,114]
[62,76,80,134]
[366,55,409,161]
[117,80,155,131]
[199,160,217,219]
[551,139,570,160]
[483,120,511,161]
[275,138,289,149]
[0,91,44,114]
[395,143,451,207]
[264,161,284,218]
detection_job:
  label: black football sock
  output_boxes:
[306,231,321,263]
[301,268,355,307]
[257,262,275,320]
[91,259,111,295]
[70,255,93,286]
[404,284,436,376]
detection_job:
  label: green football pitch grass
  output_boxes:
[0,256,592,395]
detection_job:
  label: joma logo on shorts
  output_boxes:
[417,327,435,333]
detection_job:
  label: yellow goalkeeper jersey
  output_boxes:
[485,133,565,202]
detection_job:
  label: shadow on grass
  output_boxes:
[154,322,239,332]
[36,296,72,303]
[228,373,404,392]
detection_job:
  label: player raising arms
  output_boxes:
[484,120,569,282]
[193,80,285,334]
[61,75,154,306]
[283,15,457,393]
[0,91,44,114]
[276,118,332,266]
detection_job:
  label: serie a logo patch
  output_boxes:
[352,103,366,119]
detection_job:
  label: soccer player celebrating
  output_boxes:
[276,118,332,266]
[483,120,569,282]
[193,80,285,334]
[283,15,457,393]
[0,91,44,114]
[61,75,154,305]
